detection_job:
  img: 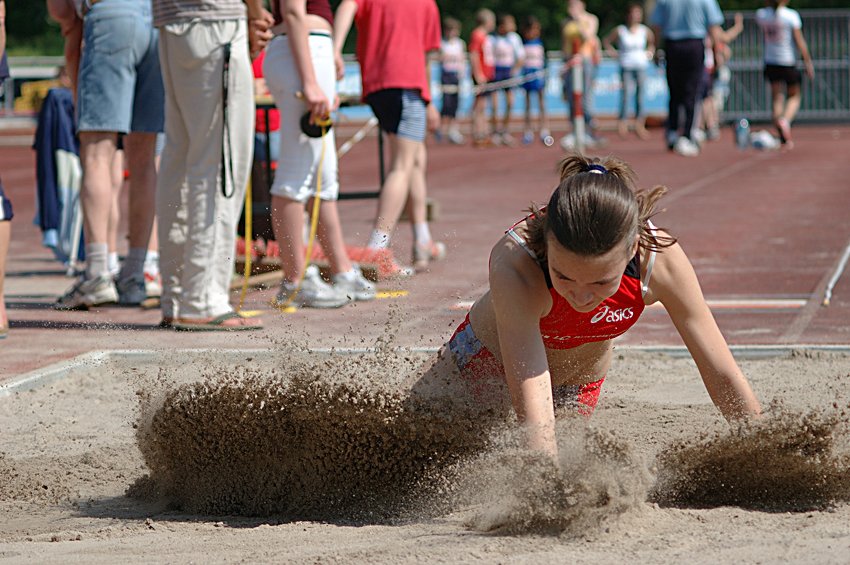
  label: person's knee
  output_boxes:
[388,137,419,173]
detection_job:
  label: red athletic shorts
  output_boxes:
[448,314,604,416]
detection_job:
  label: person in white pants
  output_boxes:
[153,0,272,330]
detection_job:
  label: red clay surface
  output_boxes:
[2,122,850,379]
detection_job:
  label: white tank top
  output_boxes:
[616,24,649,70]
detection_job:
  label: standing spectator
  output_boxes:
[560,0,604,150]
[603,3,655,140]
[468,9,495,147]
[0,0,10,338]
[436,17,465,145]
[153,0,272,330]
[650,0,724,157]
[694,13,743,143]
[55,0,165,310]
[334,0,446,275]
[756,0,814,148]
[263,0,375,308]
[489,13,524,146]
[520,15,551,146]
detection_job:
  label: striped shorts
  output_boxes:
[365,88,426,143]
[448,314,604,416]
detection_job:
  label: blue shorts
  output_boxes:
[366,89,426,143]
[522,67,544,92]
[0,178,12,221]
[76,0,164,133]
[493,67,514,91]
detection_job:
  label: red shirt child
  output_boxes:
[352,0,441,103]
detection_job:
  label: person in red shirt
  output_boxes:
[468,8,496,146]
[415,153,761,460]
[334,0,446,275]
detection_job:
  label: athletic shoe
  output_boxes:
[522,130,534,145]
[413,240,447,272]
[500,132,517,147]
[116,274,147,306]
[706,125,721,141]
[433,130,444,143]
[559,133,576,150]
[361,248,415,279]
[673,136,700,157]
[447,129,465,145]
[691,128,707,146]
[490,132,503,146]
[144,271,162,297]
[56,274,118,310]
[273,265,351,309]
[332,266,376,301]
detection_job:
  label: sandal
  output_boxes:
[172,311,263,332]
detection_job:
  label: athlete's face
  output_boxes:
[546,235,638,313]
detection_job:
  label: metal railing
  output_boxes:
[722,9,850,123]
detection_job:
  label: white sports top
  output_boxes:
[440,38,466,74]
[756,6,802,67]
[616,24,650,70]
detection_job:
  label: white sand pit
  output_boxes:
[1,347,850,564]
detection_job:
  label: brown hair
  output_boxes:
[525,154,676,261]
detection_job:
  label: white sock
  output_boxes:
[119,247,147,281]
[413,223,432,246]
[108,252,120,277]
[367,230,391,250]
[85,243,109,279]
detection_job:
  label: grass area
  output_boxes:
[6,35,65,57]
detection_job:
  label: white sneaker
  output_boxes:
[144,271,162,297]
[691,129,706,146]
[500,132,517,146]
[273,265,351,309]
[116,274,147,306]
[56,274,118,310]
[560,133,576,150]
[673,136,700,157]
[332,266,376,301]
[447,129,465,145]
[490,133,503,146]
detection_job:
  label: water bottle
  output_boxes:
[735,118,750,150]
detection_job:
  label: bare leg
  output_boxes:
[783,82,802,124]
[408,142,428,228]
[107,149,124,259]
[0,221,9,331]
[501,89,514,134]
[373,134,419,235]
[271,195,306,283]
[770,81,786,125]
[315,199,353,275]
[79,132,119,249]
[124,132,158,250]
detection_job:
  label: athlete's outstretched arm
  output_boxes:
[652,239,762,420]
[489,238,557,458]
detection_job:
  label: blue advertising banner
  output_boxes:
[336,58,672,121]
